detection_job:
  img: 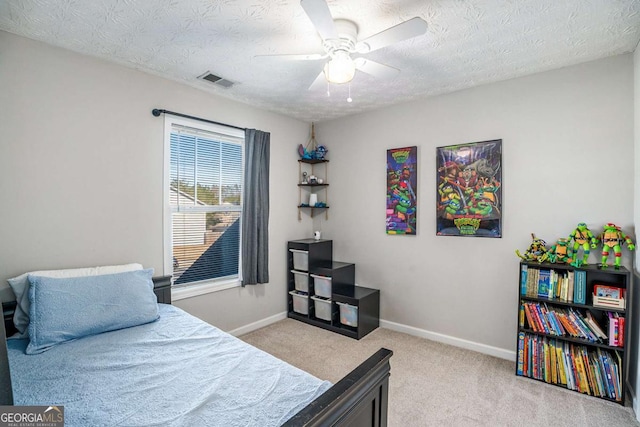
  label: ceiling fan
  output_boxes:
[261,0,428,91]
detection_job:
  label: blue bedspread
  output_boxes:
[7,304,332,426]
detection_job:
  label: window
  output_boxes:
[163,116,244,296]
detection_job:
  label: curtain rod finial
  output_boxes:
[152,109,162,117]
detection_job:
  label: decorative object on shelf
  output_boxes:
[298,123,329,161]
[316,145,328,159]
[308,193,318,207]
[598,223,635,269]
[386,146,417,235]
[593,283,625,309]
[436,139,502,237]
[515,233,549,263]
[314,231,321,240]
[547,238,570,264]
[309,175,318,184]
[567,222,598,267]
[301,171,308,184]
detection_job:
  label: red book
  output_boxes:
[523,304,537,332]
[618,315,625,347]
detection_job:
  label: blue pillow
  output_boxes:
[26,269,159,354]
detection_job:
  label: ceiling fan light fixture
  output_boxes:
[323,52,356,84]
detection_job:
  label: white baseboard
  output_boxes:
[380,319,517,361]
[229,311,288,337]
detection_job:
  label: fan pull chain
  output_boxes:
[326,81,330,97]
[347,84,353,103]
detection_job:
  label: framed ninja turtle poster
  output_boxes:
[436,139,502,237]
[386,146,417,235]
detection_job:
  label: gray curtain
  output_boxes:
[242,129,270,285]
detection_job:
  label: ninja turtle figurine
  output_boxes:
[516,233,549,263]
[567,222,598,267]
[547,238,570,264]
[598,223,635,269]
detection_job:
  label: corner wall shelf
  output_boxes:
[298,159,329,221]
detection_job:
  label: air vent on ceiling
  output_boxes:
[198,71,235,88]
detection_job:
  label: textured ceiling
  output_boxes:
[1,0,640,122]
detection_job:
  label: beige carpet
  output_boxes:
[241,319,640,427]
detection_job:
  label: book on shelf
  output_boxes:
[559,271,568,301]
[606,312,625,348]
[567,270,575,303]
[519,304,525,328]
[607,312,618,347]
[584,311,607,340]
[573,270,587,304]
[523,303,537,332]
[517,332,525,375]
[555,343,567,385]
[522,302,606,343]
[538,269,551,298]
[520,264,528,296]
[526,268,539,298]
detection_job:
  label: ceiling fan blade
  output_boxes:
[300,0,338,41]
[355,17,428,53]
[308,70,328,91]
[354,58,399,79]
[254,53,327,61]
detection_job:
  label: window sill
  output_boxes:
[171,278,241,301]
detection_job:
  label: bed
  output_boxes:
[0,270,392,426]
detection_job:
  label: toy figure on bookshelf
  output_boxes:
[547,238,570,264]
[567,222,598,267]
[515,233,549,263]
[598,223,635,269]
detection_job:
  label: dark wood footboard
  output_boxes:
[283,347,393,427]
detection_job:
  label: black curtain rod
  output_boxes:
[152,109,246,132]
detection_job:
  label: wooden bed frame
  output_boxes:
[0,276,392,427]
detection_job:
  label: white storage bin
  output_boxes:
[291,270,309,292]
[310,274,332,298]
[289,290,309,315]
[336,301,358,327]
[289,249,309,271]
[311,295,332,321]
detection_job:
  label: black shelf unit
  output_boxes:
[298,159,329,221]
[516,261,631,404]
[287,240,379,339]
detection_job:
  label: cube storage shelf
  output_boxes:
[516,261,631,405]
[287,239,380,339]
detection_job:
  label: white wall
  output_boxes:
[0,31,313,331]
[316,54,634,353]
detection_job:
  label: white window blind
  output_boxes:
[168,123,244,286]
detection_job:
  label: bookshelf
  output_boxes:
[516,261,631,404]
